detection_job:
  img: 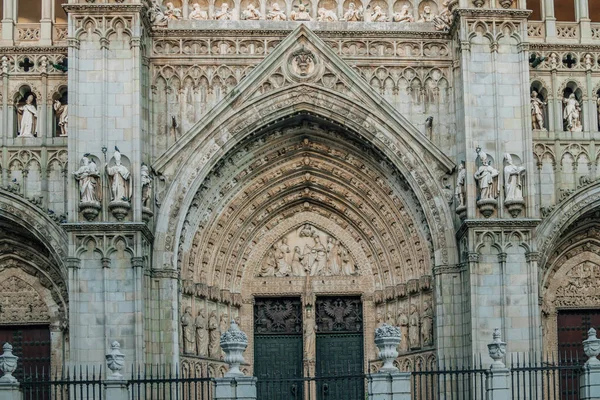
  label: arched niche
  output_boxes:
[530,81,549,131]
[13,86,38,138]
[51,87,68,137]
[561,82,583,132]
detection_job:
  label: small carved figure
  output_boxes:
[164,2,182,19]
[195,309,208,356]
[408,304,420,349]
[549,53,559,70]
[503,154,526,202]
[342,2,363,21]
[584,53,594,70]
[304,307,316,359]
[530,90,546,130]
[370,5,387,22]
[418,5,434,22]
[219,313,229,337]
[241,3,261,19]
[455,161,466,208]
[149,0,169,26]
[16,94,37,138]
[106,147,132,202]
[214,3,233,20]
[474,149,499,200]
[267,2,287,20]
[74,154,101,204]
[385,310,395,326]
[391,5,413,22]
[207,311,220,359]
[290,3,312,21]
[181,306,195,354]
[563,93,582,132]
[433,0,451,30]
[421,301,433,347]
[317,7,338,21]
[189,3,209,20]
[396,306,409,352]
[53,100,68,137]
[141,164,152,208]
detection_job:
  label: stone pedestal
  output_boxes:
[0,383,22,400]
[486,368,510,400]
[214,377,257,400]
[368,372,411,400]
[104,380,129,400]
[580,364,600,400]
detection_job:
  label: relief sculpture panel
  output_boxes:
[256,224,359,277]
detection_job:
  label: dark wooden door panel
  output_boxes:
[0,325,50,378]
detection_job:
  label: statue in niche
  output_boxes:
[207,311,220,359]
[370,5,387,22]
[53,100,68,137]
[214,3,233,20]
[189,3,209,20]
[141,164,152,208]
[342,3,363,21]
[266,3,287,20]
[421,301,433,347]
[391,5,413,22]
[418,5,435,22]
[181,307,195,354]
[317,7,338,21]
[241,4,262,19]
[106,147,131,203]
[74,154,101,204]
[474,149,499,201]
[455,161,466,208]
[563,93,582,132]
[503,154,526,202]
[433,0,451,31]
[195,309,209,356]
[290,3,312,21]
[304,307,316,360]
[16,94,37,138]
[408,304,420,349]
[164,2,182,19]
[396,306,409,352]
[149,0,169,25]
[385,310,395,325]
[530,91,546,130]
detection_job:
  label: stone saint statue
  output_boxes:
[241,4,261,19]
[214,3,233,20]
[207,311,220,359]
[106,147,132,203]
[503,154,526,202]
[149,0,169,26]
[455,161,466,208]
[342,3,363,21]
[474,150,499,200]
[16,95,37,137]
[304,307,316,360]
[141,164,152,208]
[391,5,413,22]
[370,5,387,22]
[290,3,312,21]
[418,5,434,22]
[317,7,338,21]
[181,307,195,354]
[74,155,101,204]
[563,93,582,132]
[189,3,209,20]
[195,309,209,356]
[53,100,68,137]
[267,3,287,20]
[408,304,420,349]
[164,2,182,19]
[530,91,546,130]
[396,306,409,352]
[420,301,433,347]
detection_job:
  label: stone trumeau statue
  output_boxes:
[181,306,195,354]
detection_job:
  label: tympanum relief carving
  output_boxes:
[554,261,600,307]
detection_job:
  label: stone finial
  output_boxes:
[584,328,600,366]
[0,343,19,383]
[105,341,125,380]
[487,328,507,369]
[220,320,248,377]
[374,323,401,373]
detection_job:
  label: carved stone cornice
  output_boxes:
[63,4,145,14]
[150,269,179,279]
[525,252,539,263]
[63,222,154,242]
[456,218,541,238]
[433,264,464,275]
[529,43,600,52]
[453,8,531,19]
[0,46,68,54]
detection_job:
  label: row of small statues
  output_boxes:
[531,90,586,133]
[377,301,433,351]
[150,0,451,29]
[15,94,68,138]
[181,307,233,358]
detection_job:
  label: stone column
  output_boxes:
[40,0,52,46]
[580,328,600,400]
[486,329,510,400]
[543,0,556,38]
[577,0,591,43]
[1,0,15,45]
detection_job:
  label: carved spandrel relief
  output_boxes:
[256,224,359,277]
[0,276,50,323]
[555,262,600,306]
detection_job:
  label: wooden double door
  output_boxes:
[0,325,51,380]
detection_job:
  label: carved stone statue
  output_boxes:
[421,301,433,347]
[455,161,466,209]
[53,100,68,137]
[317,7,338,21]
[503,153,526,203]
[396,306,409,352]
[290,3,312,21]
[16,95,37,137]
[195,309,209,356]
[563,93,582,132]
[141,164,152,208]
[189,3,209,20]
[214,3,233,20]
[370,5,387,22]
[304,307,316,360]
[342,3,363,21]
[418,5,435,22]
[164,2,182,19]
[433,1,451,31]
[181,306,195,354]
[531,91,546,130]
[267,2,287,20]
[74,155,101,204]
[208,311,220,359]
[391,5,413,22]
[149,0,169,26]
[474,149,499,201]
[408,304,420,349]
[106,147,131,203]
[385,310,395,325]
[241,4,261,20]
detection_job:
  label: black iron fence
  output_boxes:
[20,366,104,400]
[256,371,368,400]
[128,364,214,400]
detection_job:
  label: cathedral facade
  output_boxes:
[0,0,599,378]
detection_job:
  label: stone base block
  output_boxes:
[214,376,257,400]
[580,364,600,400]
[486,368,510,400]
[0,383,22,400]
[368,372,411,400]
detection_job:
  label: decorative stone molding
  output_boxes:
[487,328,506,369]
[106,341,125,380]
[0,343,18,383]
[375,323,401,373]
[219,320,248,377]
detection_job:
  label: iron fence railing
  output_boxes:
[128,364,214,400]
[20,366,104,400]
[256,372,368,400]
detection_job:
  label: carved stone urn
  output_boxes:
[374,323,401,373]
[105,341,125,380]
[477,199,497,218]
[584,328,600,365]
[504,199,525,218]
[0,343,19,383]
[499,0,513,8]
[80,201,101,221]
[487,328,507,369]
[220,320,248,377]
[108,200,131,221]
